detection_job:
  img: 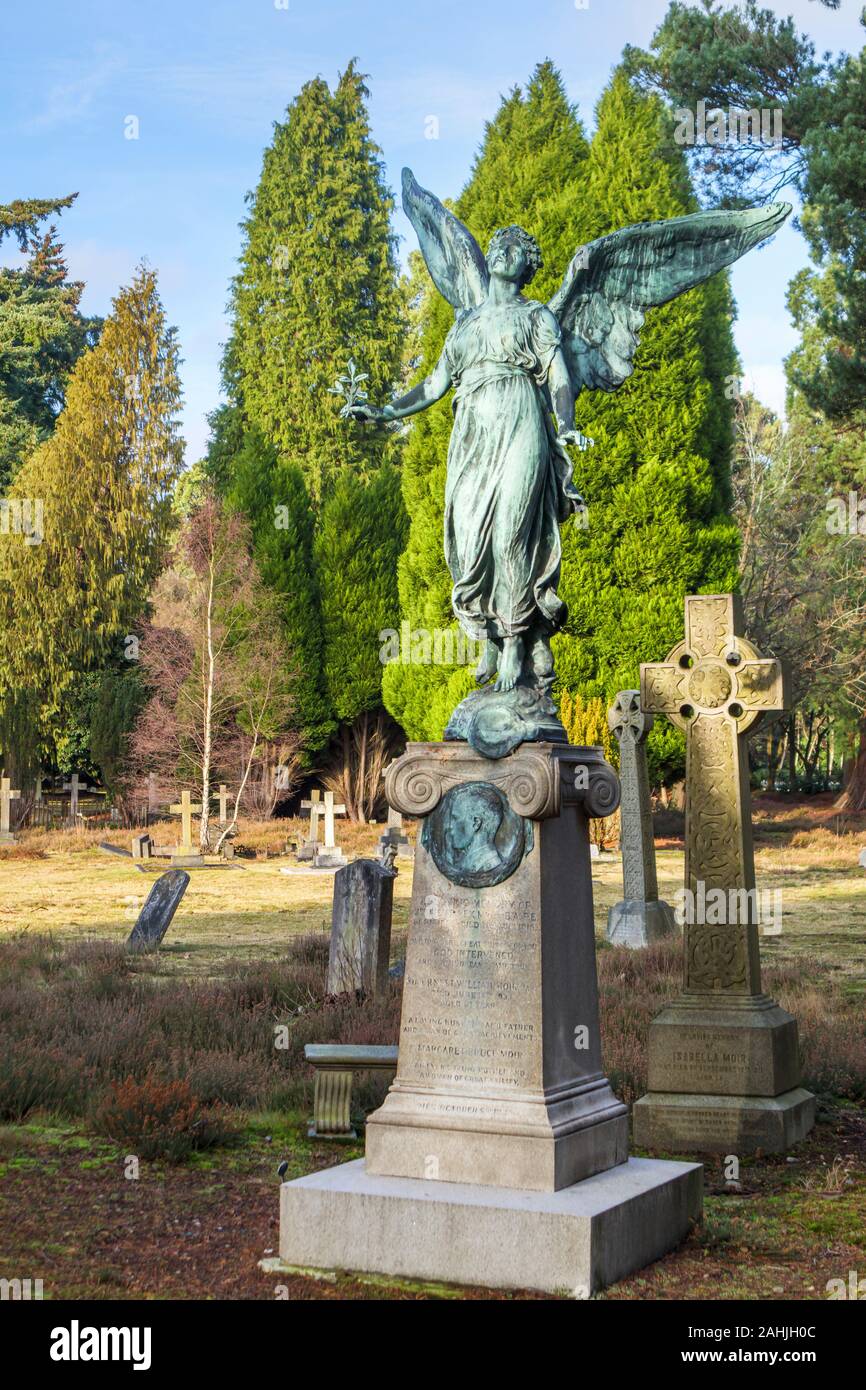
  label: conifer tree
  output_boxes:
[226,430,333,755]
[0,268,183,747]
[383,61,591,739]
[557,72,741,783]
[0,193,97,489]
[224,61,404,504]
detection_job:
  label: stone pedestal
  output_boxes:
[607,898,678,948]
[278,741,703,1294]
[632,994,815,1153]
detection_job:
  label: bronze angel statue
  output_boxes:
[344,168,789,759]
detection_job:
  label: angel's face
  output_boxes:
[487,235,528,285]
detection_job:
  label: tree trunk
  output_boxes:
[835,717,866,812]
[787,712,797,794]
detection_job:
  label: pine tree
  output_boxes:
[0,267,183,738]
[383,61,591,740]
[555,72,741,785]
[0,193,97,489]
[225,61,404,504]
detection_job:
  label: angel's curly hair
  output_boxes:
[487,225,543,287]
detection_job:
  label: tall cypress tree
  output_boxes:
[225,61,404,503]
[383,62,591,740]
[213,64,407,787]
[557,72,741,781]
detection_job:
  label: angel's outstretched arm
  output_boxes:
[548,344,577,437]
[347,350,452,424]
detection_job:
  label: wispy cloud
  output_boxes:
[19,44,128,133]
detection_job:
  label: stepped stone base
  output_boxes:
[606,899,679,949]
[632,1087,815,1155]
[278,1156,703,1296]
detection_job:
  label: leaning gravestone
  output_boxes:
[126,870,190,951]
[327,858,395,997]
[606,690,677,948]
[632,594,815,1154]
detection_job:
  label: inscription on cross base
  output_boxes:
[640,594,789,995]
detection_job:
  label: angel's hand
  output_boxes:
[343,402,389,424]
[556,427,594,453]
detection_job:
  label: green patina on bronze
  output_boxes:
[343,170,790,758]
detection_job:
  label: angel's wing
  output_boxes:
[402,168,488,312]
[549,203,791,393]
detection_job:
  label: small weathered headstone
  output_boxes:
[63,773,81,827]
[633,594,815,1154]
[126,869,190,951]
[859,847,866,872]
[327,857,394,996]
[0,776,21,844]
[132,832,153,861]
[606,690,677,948]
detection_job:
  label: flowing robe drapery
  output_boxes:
[442,299,577,645]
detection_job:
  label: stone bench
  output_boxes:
[304,1044,398,1140]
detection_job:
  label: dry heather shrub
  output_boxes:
[93,1074,235,1162]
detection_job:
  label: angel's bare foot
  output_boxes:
[475,639,499,685]
[495,636,523,692]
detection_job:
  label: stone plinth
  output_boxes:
[366,742,627,1192]
[277,1156,702,1296]
[608,899,678,949]
[278,740,704,1293]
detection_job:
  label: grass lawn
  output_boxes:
[0,796,864,1300]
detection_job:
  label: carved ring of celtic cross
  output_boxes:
[662,634,774,734]
[608,690,652,744]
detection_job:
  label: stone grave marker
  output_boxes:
[859,847,866,872]
[633,593,815,1154]
[327,857,395,997]
[606,690,677,948]
[0,776,21,844]
[316,790,348,867]
[295,789,323,861]
[169,790,203,866]
[63,773,81,827]
[126,870,190,951]
[217,783,230,826]
[377,805,413,861]
[132,832,153,862]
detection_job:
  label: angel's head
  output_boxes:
[486,226,543,289]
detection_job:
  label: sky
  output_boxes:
[3,0,864,462]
